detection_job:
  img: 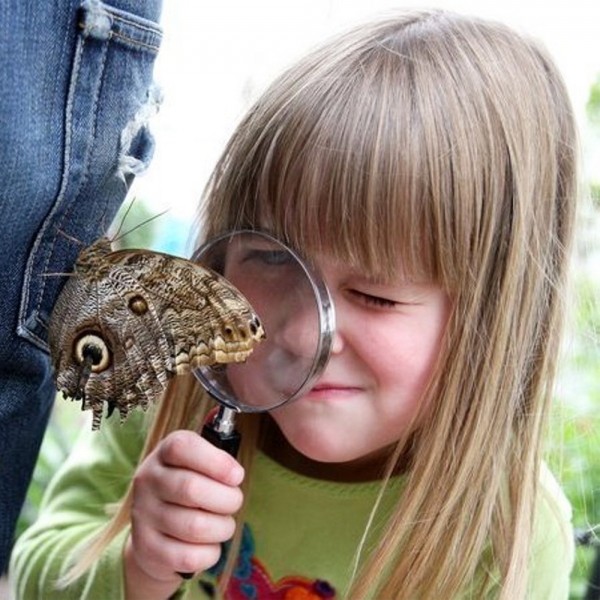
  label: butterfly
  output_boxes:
[48,237,265,430]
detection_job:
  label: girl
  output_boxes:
[11,9,577,599]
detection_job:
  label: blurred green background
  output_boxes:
[13,77,600,600]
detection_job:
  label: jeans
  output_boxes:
[0,0,162,573]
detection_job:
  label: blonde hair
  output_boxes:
[70,9,578,598]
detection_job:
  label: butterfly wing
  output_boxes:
[48,244,265,429]
[49,269,173,429]
[106,249,266,370]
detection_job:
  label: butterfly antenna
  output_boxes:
[112,197,138,239]
[112,207,170,246]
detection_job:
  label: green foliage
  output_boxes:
[548,274,600,597]
[15,398,85,540]
[587,76,600,125]
[591,184,600,210]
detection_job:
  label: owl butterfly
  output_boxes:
[48,237,266,430]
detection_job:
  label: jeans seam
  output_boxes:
[76,20,161,54]
[77,2,162,54]
[110,12,162,40]
[29,33,107,325]
[109,30,160,53]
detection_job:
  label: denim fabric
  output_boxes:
[0,0,162,573]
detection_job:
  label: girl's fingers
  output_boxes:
[157,430,244,486]
[129,523,223,577]
[146,467,244,513]
[140,502,237,544]
[132,429,245,512]
[127,428,245,580]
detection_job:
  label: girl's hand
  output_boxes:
[123,430,245,600]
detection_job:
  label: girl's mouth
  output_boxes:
[305,382,360,401]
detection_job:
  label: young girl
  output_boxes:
[11,9,577,599]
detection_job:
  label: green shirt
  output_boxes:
[10,411,574,599]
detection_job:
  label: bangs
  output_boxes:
[256,76,437,285]
[202,26,442,286]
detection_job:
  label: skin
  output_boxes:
[124,254,451,599]
[266,257,451,478]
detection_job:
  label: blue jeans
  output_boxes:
[0,0,162,573]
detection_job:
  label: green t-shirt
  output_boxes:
[10,411,574,599]
[194,450,405,599]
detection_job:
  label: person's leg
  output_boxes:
[0,0,162,573]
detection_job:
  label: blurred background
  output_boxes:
[13,1,600,598]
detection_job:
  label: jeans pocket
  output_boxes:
[18,0,163,351]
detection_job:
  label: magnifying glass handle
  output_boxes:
[201,406,240,457]
[178,406,240,580]
[201,422,241,457]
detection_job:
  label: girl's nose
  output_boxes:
[331,326,345,355]
[274,292,323,359]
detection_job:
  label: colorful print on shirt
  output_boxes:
[199,524,336,600]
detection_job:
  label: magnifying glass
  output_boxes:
[177,230,335,579]
[191,230,335,456]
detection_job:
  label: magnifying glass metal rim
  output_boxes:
[191,229,336,413]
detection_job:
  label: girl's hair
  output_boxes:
[68,10,578,598]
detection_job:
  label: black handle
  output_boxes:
[200,421,241,457]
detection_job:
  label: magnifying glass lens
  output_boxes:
[193,231,334,413]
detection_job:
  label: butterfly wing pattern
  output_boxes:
[48,237,265,430]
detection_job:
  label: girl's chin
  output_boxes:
[261,418,395,482]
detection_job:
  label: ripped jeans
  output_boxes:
[0,0,162,573]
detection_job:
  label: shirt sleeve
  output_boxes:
[9,409,148,600]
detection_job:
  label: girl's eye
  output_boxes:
[352,291,397,309]
[242,249,292,266]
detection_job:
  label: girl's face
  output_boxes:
[268,254,451,475]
